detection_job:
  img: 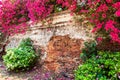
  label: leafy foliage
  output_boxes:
[75,51,120,80]
[18,38,33,49]
[3,38,37,71]
[80,41,97,62]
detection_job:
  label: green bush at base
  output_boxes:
[75,51,120,80]
[3,38,37,71]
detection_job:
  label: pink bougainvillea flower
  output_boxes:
[62,1,69,7]
[102,13,106,18]
[112,2,120,9]
[80,9,89,13]
[96,0,100,3]
[97,37,103,42]
[18,17,27,22]
[26,0,52,22]
[110,32,119,42]
[94,19,100,25]
[106,0,113,3]
[69,4,77,11]
[56,0,63,4]
[105,20,120,42]
[91,27,97,33]
[105,20,116,31]
[93,0,100,5]
[0,0,29,35]
[84,0,120,43]
[0,1,2,5]
[91,13,99,18]
[96,4,108,12]
[115,9,120,17]
[87,0,92,6]
[97,22,104,29]
[57,0,77,11]
[91,22,103,33]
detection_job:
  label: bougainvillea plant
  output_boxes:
[0,0,56,35]
[56,0,77,11]
[0,0,29,35]
[0,0,76,35]
[0,0,52,35]
[26,0,53,22]
[78,0,120,43]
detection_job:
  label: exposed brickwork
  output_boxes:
[44,35,83,74]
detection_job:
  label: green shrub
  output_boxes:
[75,51,120,80]
[18,38,33,48]
[80,41,97,62]
[3,38,37,71]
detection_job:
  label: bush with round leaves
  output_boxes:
[75,51,120,80]
[3,38,37,71]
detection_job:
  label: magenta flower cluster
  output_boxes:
[56,0,77,11]
[80,0,120,43]
[26,0,52,22]
[0,0,76,35]
[0,0,28,35]
[0,0,54,35]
